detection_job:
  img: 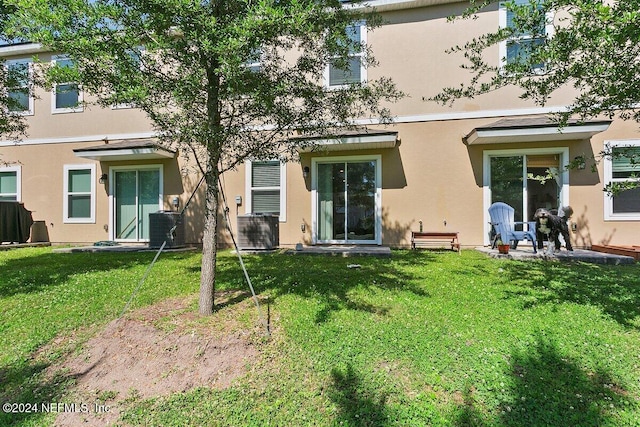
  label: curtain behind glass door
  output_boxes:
[526,154,561,220]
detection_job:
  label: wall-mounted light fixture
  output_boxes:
[172,196,180,210]
[303,166,310,179]
[99,173,108,184]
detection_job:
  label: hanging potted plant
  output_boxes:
[496,238,510,254]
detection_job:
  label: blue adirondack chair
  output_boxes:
[488,202,537,253]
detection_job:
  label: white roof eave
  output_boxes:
[464,123,611,145]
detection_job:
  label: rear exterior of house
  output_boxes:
[1,0,638,249]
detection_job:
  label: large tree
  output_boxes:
[431,0,639,192]
[7,0,401,314]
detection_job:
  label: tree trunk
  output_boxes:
[200,58,222,316]
[199,169,220,316]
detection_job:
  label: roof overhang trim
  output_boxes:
[297,132,398,152]
[73,141,176,161]
[464,120,611,145]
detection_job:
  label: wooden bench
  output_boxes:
[411,231,460,253]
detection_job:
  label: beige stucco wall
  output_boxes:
[217,118,639,250]
[0,141,206,244]
[2,2,639,248]
[2,53,152,141]
[368,0,579,117]
[5,115,638,248]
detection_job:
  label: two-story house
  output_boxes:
[1,0,638,248]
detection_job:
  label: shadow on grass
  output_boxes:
[499,334,634,426]
[329,363,391,426]
[0,251,162,298]
[0,360,74,426]
[452,385,488,427]
[501,261,640,328]
[0,249,200,426]
[451,334,634,427]
[221,250,436,323]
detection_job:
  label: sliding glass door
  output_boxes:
[488,150,566,226]
[315,157,379,244]
[113,168,161,241]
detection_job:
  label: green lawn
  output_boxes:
[1,247,639,426]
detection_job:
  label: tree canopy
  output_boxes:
[6,0,402,314]
[431,0,640,193]
[433,0,640,122]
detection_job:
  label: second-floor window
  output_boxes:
[52,56,83,113]
[326,23,366,87]
[5,59,33,115]
[112,46,145,109]
[245,47,262,73]
[501,0,549,69]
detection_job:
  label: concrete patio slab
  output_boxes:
[53,245,197,254]
[475,246,636,265]
[0,242,51,251]
[283,245,392,257]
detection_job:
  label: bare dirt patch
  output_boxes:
[50,293,261,426]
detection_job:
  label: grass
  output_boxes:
[1,247,640,426]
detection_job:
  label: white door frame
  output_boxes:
[108,164,163,242]
[483,147,569,246]
[311,154,382,245]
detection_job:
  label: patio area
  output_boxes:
[475,246,636,265]
[282,245,393,257]
[52,244,197,254]
[6,241,635,264]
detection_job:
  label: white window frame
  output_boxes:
[483,147,570,245]
[51,55,83,114]
[311,154,382,245]
[4,59,34,116]
[324,22,367,88]
[604,140,640,221]
[498,0,554,70]
[63,164,96,223]
[0,165,21,201]
[245,160,287,222]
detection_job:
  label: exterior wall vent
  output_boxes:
[237,214,279,250]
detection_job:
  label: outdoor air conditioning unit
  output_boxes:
[237,214,279,250]
[149,211,185,249]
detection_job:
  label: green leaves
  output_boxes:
[432,0,640,122]
[7,0,401,171]
[430,0,640,192]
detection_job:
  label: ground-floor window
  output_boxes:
[245,160,286,222]
[312,155,381,244]
[0,166,20,201]
[111,166,162,241]
[604,140,640,220]
[63,164,96,223]
[484,148,569,243]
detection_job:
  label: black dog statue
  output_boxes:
[534,206,574,253]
